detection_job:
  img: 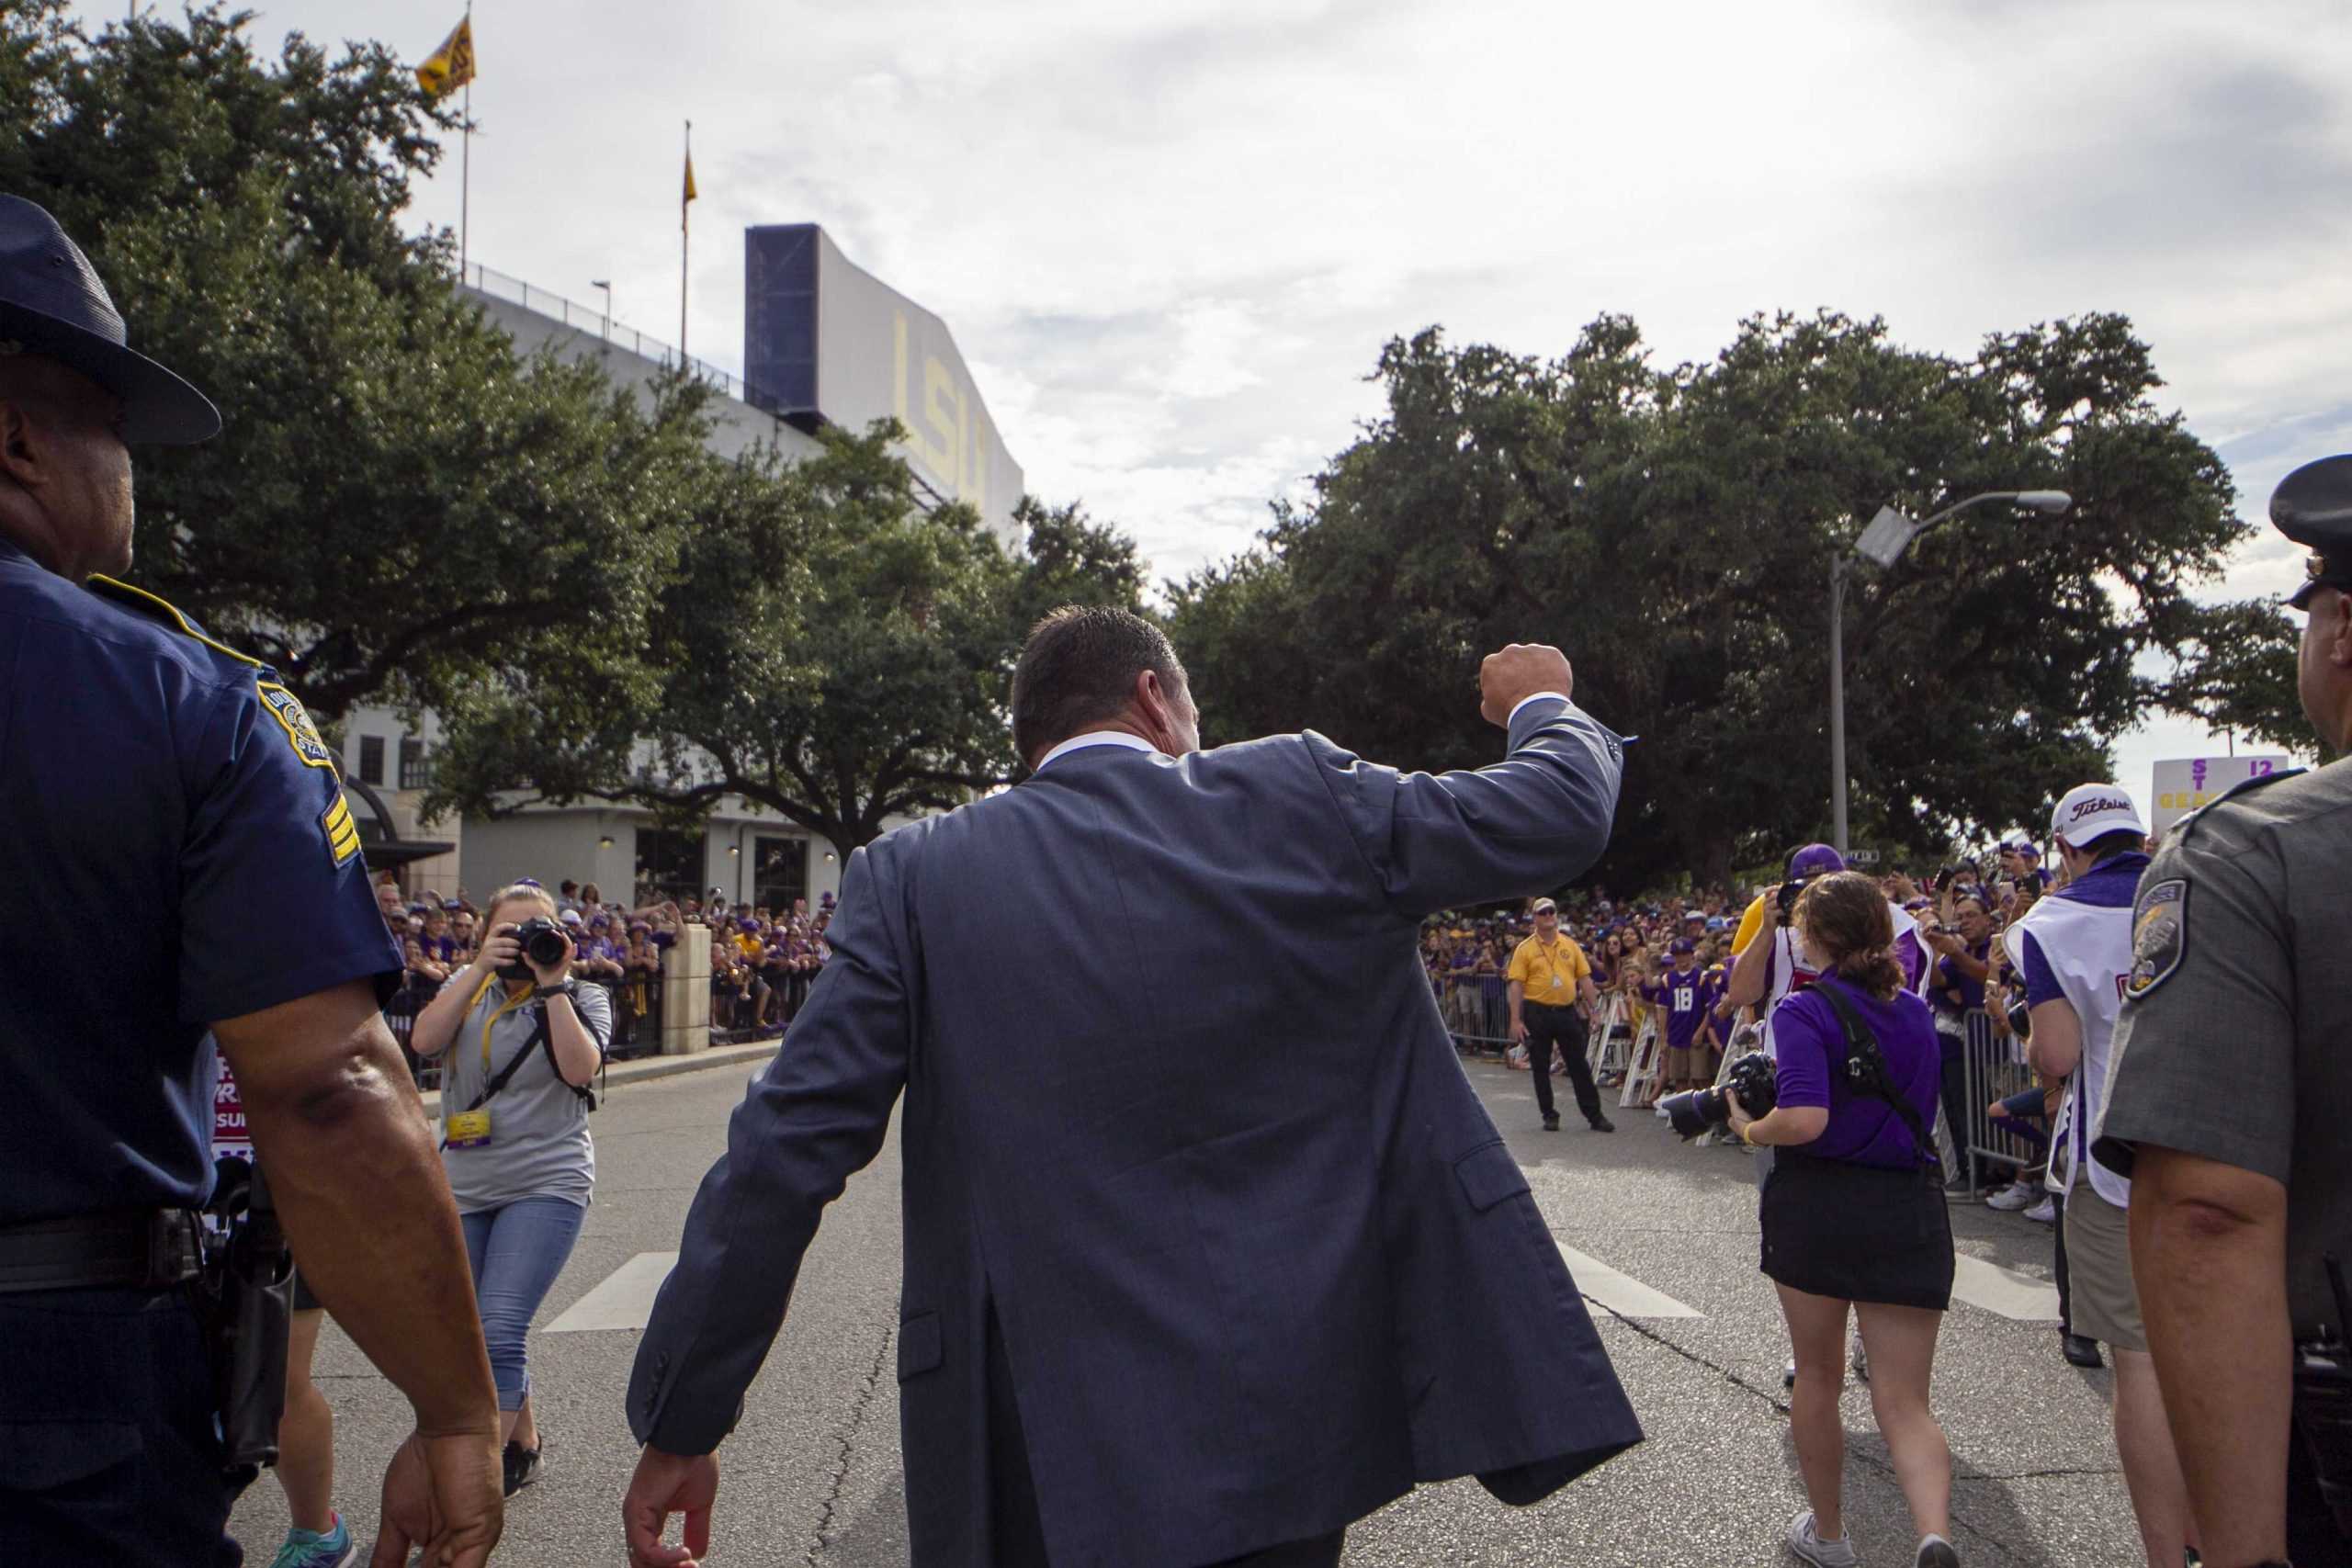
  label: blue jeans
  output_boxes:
[461,1195,587,1413]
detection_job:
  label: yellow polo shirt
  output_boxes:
[1506,933,1590,1008]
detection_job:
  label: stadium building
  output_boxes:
[338,225,1023,909]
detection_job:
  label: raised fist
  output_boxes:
[1479,643,1574,728]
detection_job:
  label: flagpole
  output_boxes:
[680,118,692,360]
[458,2,473,278]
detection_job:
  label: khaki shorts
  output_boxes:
[1663,1044,1693,1081]
[2063,1182,2145,1352]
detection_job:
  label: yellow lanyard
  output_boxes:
[469,973,537,1075]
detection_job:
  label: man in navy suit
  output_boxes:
[622,608,1642,1568]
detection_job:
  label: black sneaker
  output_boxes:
[1589,1116,1615,1133]
[503,1439,542,1497]
[1542,1114,1561,1131]
[2062,1333,2104,1369]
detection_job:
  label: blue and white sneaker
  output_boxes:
[1787,1508,1860,1568]
[271,1512,355,1568]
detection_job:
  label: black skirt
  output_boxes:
[1759,1148,1955,1310]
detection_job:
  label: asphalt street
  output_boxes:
[231,1052,2143,1567]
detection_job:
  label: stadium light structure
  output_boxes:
[1828,490,2073,854]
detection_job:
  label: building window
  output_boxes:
[754,836,808,911]
[357,735,385,786]
[398,738,432,790]
[633,826,707,905]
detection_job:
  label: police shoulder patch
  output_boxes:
[321,791,362,867]
[257,682,335,771]
[2123,878,2188,1002]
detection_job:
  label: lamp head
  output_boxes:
[2017,490,2072,514]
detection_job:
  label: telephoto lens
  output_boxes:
[1661,1051,1779,1140]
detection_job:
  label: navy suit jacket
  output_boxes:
[628,699,1643,1566]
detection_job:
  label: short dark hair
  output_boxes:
[2083,829,2145,863]
[1012,606,1184,763]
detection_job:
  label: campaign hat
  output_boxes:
[0,196,219,444]
[2272,456,2352,610]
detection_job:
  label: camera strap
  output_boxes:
[1814,981,1939,1173]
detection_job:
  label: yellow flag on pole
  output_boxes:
[415,17,476,99]
[683,152,698,209]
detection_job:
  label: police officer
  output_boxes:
[0,197,503,1563]
[2094,453,2352,1568]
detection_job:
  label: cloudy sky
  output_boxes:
[90,0,2352,800]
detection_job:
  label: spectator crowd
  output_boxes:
[1424,835,2083,1221]
[370,872,835,1070]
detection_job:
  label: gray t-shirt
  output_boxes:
[2096,759,2352,1339]
[436,975,612,1215]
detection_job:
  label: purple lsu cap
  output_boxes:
[1668,937,1696,955]
[1788,843,1845,878]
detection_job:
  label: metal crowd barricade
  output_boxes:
[1436,972,1513,1055]
[384,987,434,1092]
[1957,1008,2046,1197]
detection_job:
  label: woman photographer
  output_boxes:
[1727,871,1958,1568]
[407,879,613,1499]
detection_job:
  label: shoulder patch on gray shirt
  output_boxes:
[2124,879,2188,1002]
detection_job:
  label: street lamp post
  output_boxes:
[1827,489,2072,855]
[591,279,613,341]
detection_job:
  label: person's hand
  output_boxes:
[527,928,574,989]
[370,1428,502,1568]
[474,924,521,978]
[1509,1017,1528,1044]
[1887,872,1920,902]
[1724,1089,1755,1137]
[1988,1100,2010,1120]
[1478,642,1574,728]
[624,1445,720,1568]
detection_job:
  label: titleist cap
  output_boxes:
[2050,784,2145,848]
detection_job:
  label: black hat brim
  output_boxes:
[0,300,219,445]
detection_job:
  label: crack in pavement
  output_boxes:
[807,1322,896,1568]
[1587,1303,2075,1564]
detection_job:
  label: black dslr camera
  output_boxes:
[499,916,571,982]
[1662,1051,1779,1140]
[1774,875,1812,925]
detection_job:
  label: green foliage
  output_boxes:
[1170,310,2246,891]
[2163,599,2319,759]
[0,1,707,720]
[429,423,1148,859]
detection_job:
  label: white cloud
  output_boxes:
[77,0,2352,771]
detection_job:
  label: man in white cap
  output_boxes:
[2004,783,2190,1567]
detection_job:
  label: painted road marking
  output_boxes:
[1950,1254,2062,1322]
[546,1250,677,1334]
[1556,1242,1704,1320]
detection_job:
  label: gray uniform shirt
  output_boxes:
[435,975,612,1215]
[2095,760,2352,1339]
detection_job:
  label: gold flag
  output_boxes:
[415,17,476,99]
[683,152,698,208]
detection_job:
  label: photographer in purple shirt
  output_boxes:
[1726,871,1956,1568]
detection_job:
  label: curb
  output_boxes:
[416,1037,782,1118]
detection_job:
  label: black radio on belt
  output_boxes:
[2291,1253,2352,1541]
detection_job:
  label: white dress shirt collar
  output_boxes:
[1035,729,1159,772]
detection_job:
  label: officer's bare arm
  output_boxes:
[2023,998,2082,1080]
[213,978,499,1440]
[2130,1145,2292,1566]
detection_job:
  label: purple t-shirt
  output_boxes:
[1770,976,1942,1169]
[1646,965,1708,1048]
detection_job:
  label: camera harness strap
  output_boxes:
[1812,981,1940,1174]
[440,983,594,1153]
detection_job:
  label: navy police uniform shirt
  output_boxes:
[0,537,401,1226]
